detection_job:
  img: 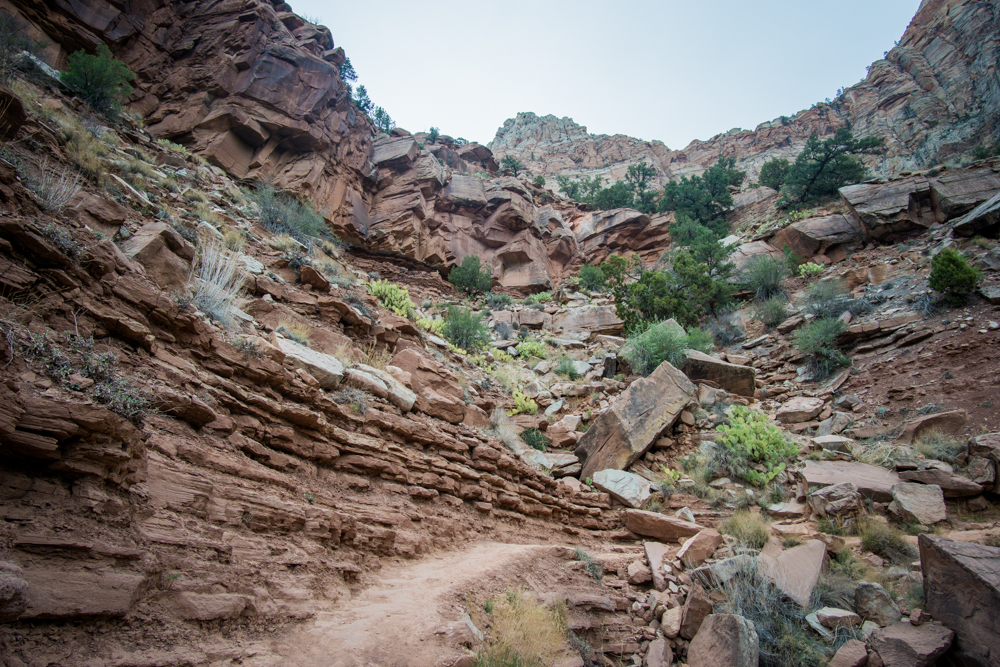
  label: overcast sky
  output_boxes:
[291,0,920,149]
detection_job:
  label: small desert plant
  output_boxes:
[712,406,798,487]
[60,43,136,120]
[515,340,547,359]
[268,234,300,252]
[721,510,771,550]
[368,279,416,318]
[276,319,311,346]
[191,241,245,328]
[754,296,788,330]
[554,357,580,380]
[793,317,849,379]
[60,117,109,184]
[859,518,916,564]
[802,279,867,319]
[798,262,824,279]
[252,186,326,245]
[0,11,42,84]
[493,321,514,340]
[25,162,81,212]
[532,175,545,187]
[473,588,567,667]
[578,263,605,291]
[508,389,538,416]
[229,337,263,360]
[523,291,552,304]
[332,386,368,415]
[929,247,980,305]
[620,321,712,376]
[484,292,514,309]
[521,427,548,452]
[222,228,246,252]
[43,224,82,260]
[705,308,745,346]
[416,316,445,336]
[914,429,966,463]
[741,254,788,300]
[443,306,490,351]
[448,255,493,294]
[575,548,604,582]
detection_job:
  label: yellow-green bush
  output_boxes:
[368,279,415,317]
[516,340,547,359]
[713,406,797,486]
[416,316,445,335]
[508,389,538,416]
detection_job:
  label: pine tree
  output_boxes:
[780,129,883,206]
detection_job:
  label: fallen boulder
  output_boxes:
[758,539,826,607]
[952,189,1000,237]
[919,534,1000,667]
[828,638,869,667]
[120,221,196,291]
[855,582,902,627]
[679,583,713,640]
[687,614,760,667]
[871,621,954,667]
[575,361,694,480]
[898,468,982,497]
[390,349,467,424]
[800,460,901,502]
[808,482,864,518]
[895,409,968,445]
[622,509,704,542]
[776,396,825,424]
[591,469,651,509]
[277,338,345,390]
[889,483,946,524]
[681,350,757,397]
[769,214,863,261]
[677,528,724,569]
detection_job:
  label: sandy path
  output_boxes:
[271,542,553,667]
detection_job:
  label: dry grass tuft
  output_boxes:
[721,509,770,550]
[358,340,392,370]
[222,228,246,252]
[474,588,566,667]
[268,234,301,252]
[25,160,80,211]
[60,117,108,185]
[858,518,916,564]
[914,429,966,463]
[276,319,311,346]
[191,241,245,328]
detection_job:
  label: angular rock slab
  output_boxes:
[687,613,760,667]
[855,582,902,627]
[677,528,724,569]
[828,638,870,667]
[576,361,694,480]
[895,409,967,445]
[871,621,954,667]
[898,468,982,497]
[776,396,825,423]
[591,469,652,509]
[681,349,757,397]
[622,509,704,542]
[808,481,864,518]
[758,539,826,607]
[919,534,1000,667]
[890,482,946,524]
[679,583,713,640]
[952,189,1000,236]
[277,338,345,390]
[800,460,902,502]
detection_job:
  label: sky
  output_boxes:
[291,0,921,149]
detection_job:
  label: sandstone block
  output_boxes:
[855,582,902,627]
[871,621,954,667]
[592,469,652,509]
[681,349,757,397]
[622,510,704,543]
[889,482,946,524]
[687,613,759,667]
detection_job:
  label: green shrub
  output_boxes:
[484,292,513,309]
[521,427,548,451]
[779,129,884,207]
[508,389,538,416]
[515,340,547,359]
[741,255,788,300]
[524,291,552,304]
[416,316,445,336]
[60,43,135,120]
[620,321,713,376]
[578,263,605,291]
[449,255,493,294]
[493,321,514,339]
[532,175,545,187]
[758,158,790,190]
[368,279,416,317]
[0,12,42,85]
[713,406,798,487]
[793,317,849,379]
[929,247,980,305]
[754,296,788,329]
[442,306,489,351]
[721,510,771,550]
[798,262,824,279]
[554,357,580,380]
[859,519,916,564]
[705,308,745,347]
[802,279,869,319]
[252,186,327,244]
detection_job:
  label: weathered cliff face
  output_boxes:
[492,0,1000,189]
[4,0,374,227]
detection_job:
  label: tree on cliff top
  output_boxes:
[780,129,884,207]
[501,156,524,176]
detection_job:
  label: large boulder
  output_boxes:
[953,190,1000,237]
[679,583,713,640]
[686,614,759,667]
[840,178,936,238]
[622,509,704,542]
[758,539,826,607]
[871,621,954,667]
[389,349,467,424]
[889,482,946,524]
[120,221,196,291]
[919,534,1000,667]
[895,409,967,445]
[591,469,652,509]
[808,482,864,518]
[677,528,724,569]
[551,305,623,338]
[681,350,756,397]
[776,396,825,423]
[799,460,902,502]
[575,361,694,480]
[828,639,869,667]
[855,582,902,627]
[769,214,863,261]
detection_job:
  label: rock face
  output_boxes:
[491,2,1000,186]
[681,350,756,397]
[686,614,760,667]
[0,561,29,622]
[768,214,864,261]
[575,361,694,480]
[919,534,1000,667]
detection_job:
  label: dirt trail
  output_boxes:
[270,542,557,667]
